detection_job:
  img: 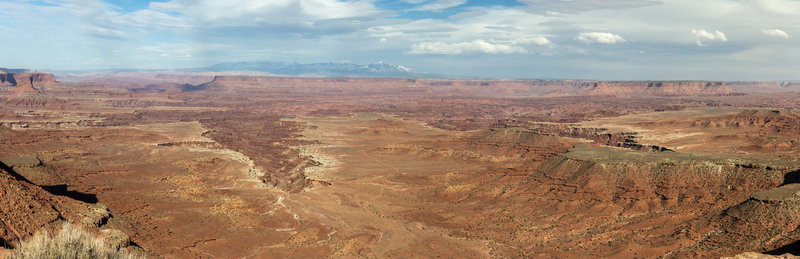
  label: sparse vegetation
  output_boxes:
[9,222,141,259]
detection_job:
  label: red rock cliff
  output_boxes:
[0,72,57,94]
[581,81,738,97]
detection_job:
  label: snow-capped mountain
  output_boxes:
[196,61,434,78]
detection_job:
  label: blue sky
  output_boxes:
[1,0,799,80]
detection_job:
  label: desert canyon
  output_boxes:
[2,67,800,258]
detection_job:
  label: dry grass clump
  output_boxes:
[9,222,142,259]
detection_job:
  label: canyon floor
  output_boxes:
[3,75,800,258]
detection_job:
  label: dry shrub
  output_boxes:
[9,222,142,259]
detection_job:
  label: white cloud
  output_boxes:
[410,0,467,12]
[762,28,789,38]
[19,0,131,40]
[408,40,530,55]
[691,29,727,41]
[691,29,727,46]
[576,32,626,44]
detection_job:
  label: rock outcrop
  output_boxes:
[0,156,68,186]
[0,157,128,250]
[528,144,789,217]
[0,166,84,248]
[0,70,57,94]
[491,120,674,152]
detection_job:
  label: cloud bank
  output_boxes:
[1,0,799,80]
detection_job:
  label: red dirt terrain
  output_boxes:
[3,73,800,257]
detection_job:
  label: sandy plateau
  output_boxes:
[3,74,800,257]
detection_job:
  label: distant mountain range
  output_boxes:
[0,67,30,73]
[189,61,439,78]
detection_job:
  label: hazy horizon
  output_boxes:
[1,0,799,81]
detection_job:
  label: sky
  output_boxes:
[0,0,798,80]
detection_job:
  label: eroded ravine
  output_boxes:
[286,113,496,257]
[0,119,333,257]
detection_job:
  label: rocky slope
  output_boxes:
[0,164,105,248]
[402,141,800,257]
[692,183,800,256]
